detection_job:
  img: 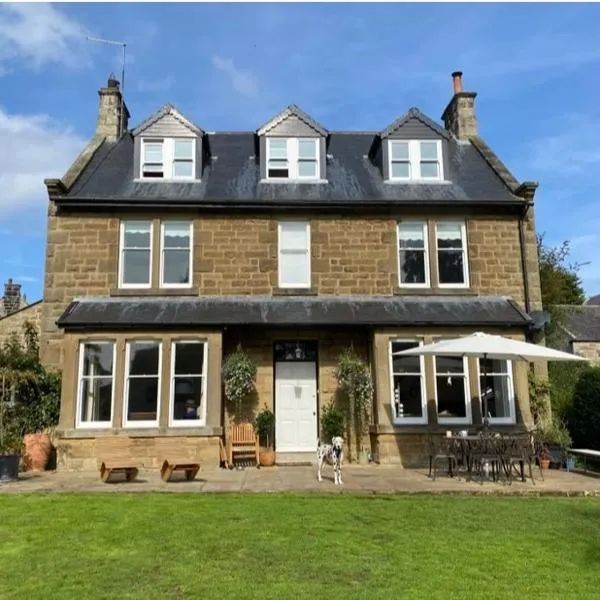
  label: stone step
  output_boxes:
[276,452,315,466]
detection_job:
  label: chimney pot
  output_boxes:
[452,71,463,95]
[107,72,120,89]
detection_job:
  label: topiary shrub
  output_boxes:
[568,367,600,450]
[320,403,345,441]
[222,344,257,420]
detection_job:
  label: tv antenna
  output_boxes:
[86,35,127,136]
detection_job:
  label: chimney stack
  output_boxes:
[441,70,478,141]
[2,278,24,315]
[95,73,130,141]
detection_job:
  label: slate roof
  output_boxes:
[59,130,523,207]
[57,295,531,330]
[560,305,600,342]
[585,294,600,306]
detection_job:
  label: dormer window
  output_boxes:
[141,138,196,180]
[266,138,320,180]
[389,140,443,182]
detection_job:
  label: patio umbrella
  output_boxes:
[395,332,588,427]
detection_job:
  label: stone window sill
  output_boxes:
[57,426,222,439]
[272,289,318,297]
[110,287,199,297]
[393,287,476,297]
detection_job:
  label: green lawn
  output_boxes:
[1,494,599,600]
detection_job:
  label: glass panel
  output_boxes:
[391,353,421,374]
[174,139,193,159]
[122,250,151,285]
[173,161,193,178]
[280,252,309,286]
[420,162,439,178]
[268,139,287,159]
[436,377,467,418]
[435,355,464,374]
[438,250,465,284]
[393,375,423,419]
[128,342,160,376]
[391,162,410,178]
[298,160,317,178]
[420,142,438,160]
[143,142,163,163]
[174,343,205,375]
[163,222,190,248]
[163,250,190,285]
[436,224,463,248]
[480,358,509,375]
[398,223,425,249]
[274,341,318,362]
[280,223,308,250]
[127,378,159,421]
[123,221,151,248]
[298,139,317,159]
[81,343,113,377]
[79,377,113,423]
[390,141,409,160]
[172,377,203,420]
[400,250,426,284]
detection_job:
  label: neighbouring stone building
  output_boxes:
[42,71,545,471]
[0,279,42,346]
[556,298,600,365]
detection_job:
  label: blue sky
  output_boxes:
[1,2,599,302]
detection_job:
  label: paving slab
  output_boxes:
[1,464,599,496]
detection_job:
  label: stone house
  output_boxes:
[556,298,600,365]
[42,71,544,470]
[0,279,42,346]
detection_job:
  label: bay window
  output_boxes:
[478,358,516,423]
[390,340,427,424]
[124,340,161,427]
[435,355,471,424]
[170,341,207,426]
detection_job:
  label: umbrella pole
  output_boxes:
[483,352,489,431]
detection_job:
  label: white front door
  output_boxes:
[275,362,317,452]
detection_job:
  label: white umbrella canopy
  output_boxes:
[396,332,588,427]
[396,332,588,363]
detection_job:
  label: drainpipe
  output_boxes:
[518,203,531,316]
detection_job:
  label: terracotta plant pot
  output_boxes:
[540,458,550,470]
[23,433,52,472]
[259,448,275,467]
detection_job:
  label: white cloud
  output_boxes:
[136,75,175,93]
[0,107,86,215]
[0,3,91,74]
[211,55,258,99]
[15,275,38,284]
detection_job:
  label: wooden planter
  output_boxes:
[259,448,275,467]
[23,433,52,472]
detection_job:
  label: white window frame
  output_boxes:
[433,353,472,425]
[159,221,193,289]
[266,137,320,181]
[118,220,153,289]
[388,139,443,182]
[435,221,470,289]
[388,339,428,425]
[476,358,516,425]
[75,341,115,429]
[277,221,311,289]
[140,137,196,181]
[397,221,430,288]
[169,340,209,427]
[123,340,162,428]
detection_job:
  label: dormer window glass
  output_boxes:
[266,138,320,180]
[388,140,443,182]
[142,140,164,178]
[141,138,196,180]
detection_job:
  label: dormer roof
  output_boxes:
[257,104,329,137]
[380,107,450,140]
[132,103,204,137]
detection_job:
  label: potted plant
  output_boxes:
[538,442,551,471]
[222,344,257,422]
[253,406,275,467]
[320,403,345,465]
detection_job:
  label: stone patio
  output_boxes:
[2,464,600,495]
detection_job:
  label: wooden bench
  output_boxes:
[155,438,200,482]
[227,422,260,469]
[219,438,230,469]
[96,437,140,483]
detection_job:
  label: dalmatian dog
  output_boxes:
[317,436,344,485]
